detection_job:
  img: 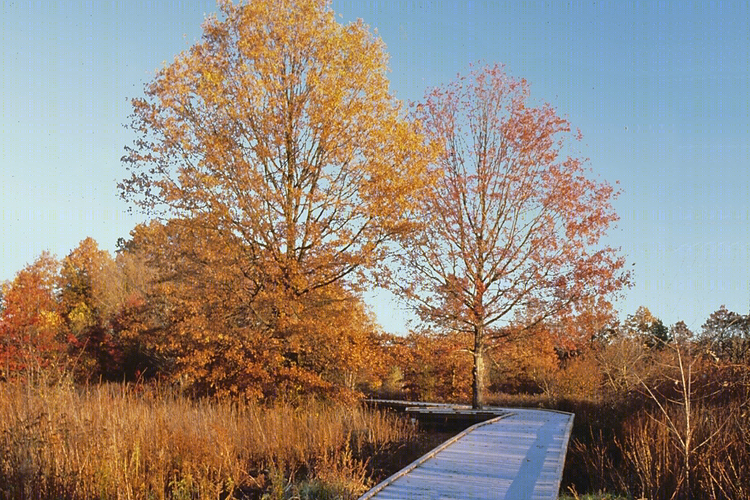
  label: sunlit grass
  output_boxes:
[0,380,417,499]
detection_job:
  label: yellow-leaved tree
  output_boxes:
[120,0,432,398]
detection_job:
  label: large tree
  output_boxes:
[121,0,429,301]
[120,0,431,397]
[393,64,629,408]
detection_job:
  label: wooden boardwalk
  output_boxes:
[360,408,574,500]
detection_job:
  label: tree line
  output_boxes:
[1,241,747,403]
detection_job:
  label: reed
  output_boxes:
[0,380,417,499]
[562,359,750,500]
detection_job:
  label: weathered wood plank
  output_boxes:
[360,408,574,500]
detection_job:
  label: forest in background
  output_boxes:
[1,0,748,498]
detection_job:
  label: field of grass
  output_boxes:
[3,360,748,500]
[0,380,423,500]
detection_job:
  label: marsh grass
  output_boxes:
[0,380,417,499]
[487,360,750,500]
[561,362,750,500]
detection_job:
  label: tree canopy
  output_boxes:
[390,64,630,407]
[119,0,432,398]
[121,0,431,302]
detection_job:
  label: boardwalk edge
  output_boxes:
[358,411,512,500]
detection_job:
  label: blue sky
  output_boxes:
[1,1,748,334]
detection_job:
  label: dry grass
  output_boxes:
[0,380,417,500]
[562,360,750,500]
[610,398,750,500]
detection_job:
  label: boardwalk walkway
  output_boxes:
[360,408,574,500]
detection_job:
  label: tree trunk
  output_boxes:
[472,325,485,409]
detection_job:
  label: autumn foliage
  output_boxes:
[387,331,473,402]
[0,239,154,382]
[115,0,432,399]
[391,64,629,407]
[120,0,431,298]
[4,2,750,497]
[3,5,630,404]
[0,253,64,378]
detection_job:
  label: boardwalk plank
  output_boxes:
[360,408,574,500]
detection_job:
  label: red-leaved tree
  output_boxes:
[0,253,65,378]
[391,64,630,408]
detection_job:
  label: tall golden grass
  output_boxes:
[0,380,417,500]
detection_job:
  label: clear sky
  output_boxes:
[1,1,749,335]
